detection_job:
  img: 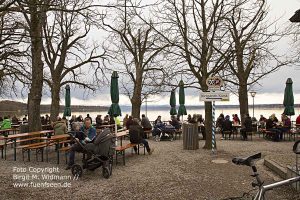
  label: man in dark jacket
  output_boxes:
[240,114,252,140]
[129,119,154,155]
[141,114,152,131]
[170,115,180,130]
[221,115,233,139]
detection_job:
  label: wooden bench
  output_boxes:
[223,131,232,140]
[6,137,44,145]
[115,143,145,165]
[284,129,298,141]
[144,130,152,139]
[19,140,71,162]
[246,132,253,141]
[174,129,182,140]
[17,141,52,161]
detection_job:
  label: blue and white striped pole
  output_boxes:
[212,101,216,154]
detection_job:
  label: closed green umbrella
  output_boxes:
[283,78,295,116]
[108,71,122,117]
[63,85,71,117]
[178,80,187,115]
[170,89,177,115]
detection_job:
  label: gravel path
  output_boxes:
[0,135,299,200]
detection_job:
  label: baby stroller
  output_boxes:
[69,128,115,179]
[152,123,175,142]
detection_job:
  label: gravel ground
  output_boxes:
[0,135,299,200]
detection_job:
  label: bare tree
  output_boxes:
[42,0,106,121]
[0,2,29,96]
[217,0,288,122]
[102,1,171,119]
[147,0,228,149]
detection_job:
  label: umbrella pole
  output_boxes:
[114,117,118,146]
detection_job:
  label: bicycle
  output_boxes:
[223,140,300,200]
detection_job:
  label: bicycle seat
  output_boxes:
[293,140,300,154]
[232,153,261,166]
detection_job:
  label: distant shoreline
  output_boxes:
[0,100,299,113]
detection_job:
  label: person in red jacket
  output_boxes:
[296,114,300,125]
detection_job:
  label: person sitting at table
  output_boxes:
[86,114,92,124]
[170,115,180,130]
[129,118,154,155]
[141,114,152,131]
[189,114,198,124]
[1,116,12,130]
[66,118,96,170]
[110,116,115,125]
[258,115,267,129]
[270,113,279,123]
[22,115,27,122]
[187,114,192,123]
[126,116,134,129]
[233,114,240,125]
[278,114,291,140]
[115,117,122,129]
[154,115,162,126]
[52,117,67,135]
[11,115,19,124]
[221,115,233,139]
[176,114,180,121]
[103,115,110,125]
[216,114,225,133]
[45,114,50,124]
[240,114,252,140]
[265,116,281,141]
[123,114,129,127]
[296,114,300,125]
[196,115,205,140]
[41,116,47,125]
[95,115,103,129]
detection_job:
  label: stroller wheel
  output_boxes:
[71,164,83,178]
[102,167,110,179]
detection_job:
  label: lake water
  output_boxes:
[54,106,300,122]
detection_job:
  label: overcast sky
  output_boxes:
[5,0,300,106]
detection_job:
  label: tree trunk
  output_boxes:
[27,4,46,132]
[203,101,213,149]
[131,83,142,119]
[239,81,249,124]
[131,98,142,119]
[50,84,60,122]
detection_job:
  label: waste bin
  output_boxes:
[183,123,199,150]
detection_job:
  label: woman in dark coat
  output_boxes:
[129,119,154,155]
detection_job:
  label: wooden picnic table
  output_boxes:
[44,134,70,163]
[99,124,115,128]
[0,128,19,135]
[0,130,54,161]
[116,130,129,146]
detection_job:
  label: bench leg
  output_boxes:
[122,150,125,165]
[35,150,38,161]
[65,152,68,165]
[115,151,118,166]
[41,148,44,162]
[28,150,30,162]
[1,148,3,159]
